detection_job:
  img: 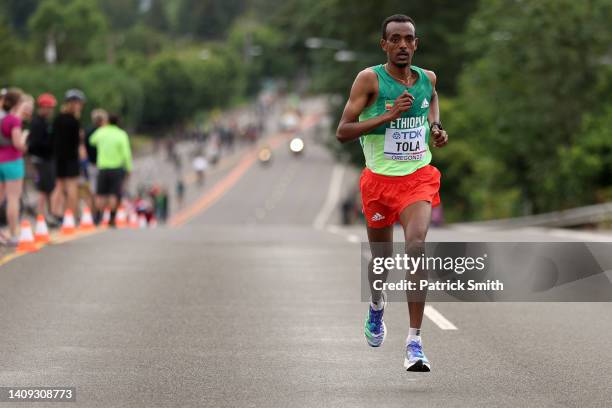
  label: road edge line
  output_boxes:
[313,165,345,229]
[424,305,458,330]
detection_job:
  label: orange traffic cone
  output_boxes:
[129,210,139,229]
[34,214,50,244]
[60,209,76,235]
[138,214,148,229]
[17,220,39,253]
[79,206,96,231]
[100,207,111,228]
[115,206,127,229]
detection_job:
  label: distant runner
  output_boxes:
[336,14,448,372]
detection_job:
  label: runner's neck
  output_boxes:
[384,63,417,87]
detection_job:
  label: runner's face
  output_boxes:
[381,22,418,68]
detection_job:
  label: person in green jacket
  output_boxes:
[90,114,132,225]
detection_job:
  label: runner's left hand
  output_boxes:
[431,128,448,148]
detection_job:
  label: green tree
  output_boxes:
[556,105,612,206]
[138,54,196,129]
[0,19,21,82]
[453,0,612,214]
[97,0,140,30]
[28,0,108,64]
[10,64,143,129]
[263,0,478,95]
[143,0,169,31]
[0,0,39,33]
[175,0,246,39]
[227,19,294,95]
[119,24,168,57]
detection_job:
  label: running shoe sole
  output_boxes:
[404,358,431,372]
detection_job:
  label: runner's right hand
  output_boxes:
[385,91,414,121]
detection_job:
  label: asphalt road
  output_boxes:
[1,119,611,407]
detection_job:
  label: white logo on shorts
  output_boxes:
[371,213,385,222]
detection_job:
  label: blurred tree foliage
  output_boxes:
[10,64,143,128]
[438,0,612,218]
[0,0,39,33]
[28,0,108,64]
[227,19,294,95]
[175,0,246,39]
[0,0,609,219]
[0,19,20,78]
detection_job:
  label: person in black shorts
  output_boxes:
[90,114,133,225]
[53,89,86,216]
[28,93,61,223]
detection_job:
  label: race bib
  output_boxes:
[383,125,427,161]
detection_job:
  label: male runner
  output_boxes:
[336,14,448,372]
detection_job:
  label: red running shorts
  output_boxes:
[360,165,441,228]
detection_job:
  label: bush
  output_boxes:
[10,64,143,129]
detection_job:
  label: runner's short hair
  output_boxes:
[381,14,415,40]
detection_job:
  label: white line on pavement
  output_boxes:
[424,305,458,330]
[522,227,612,242]
[326,225,340,234]
[346,234,360,243]
[313,165,345,230]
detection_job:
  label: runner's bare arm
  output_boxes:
[10,125,27,152]
[425,70,448,148]
[425,71,440,125]
[336,69,412,143]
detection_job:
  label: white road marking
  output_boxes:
[322,226,457,329]
[346,234,360,243]
[313,165,345,230]
[326,225,340,234]
[424,305,458,330]
[523,227,612,242]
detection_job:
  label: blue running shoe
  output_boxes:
[364,295,386,347]
[404,339,431,372]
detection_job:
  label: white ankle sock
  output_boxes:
[406,327,421,344]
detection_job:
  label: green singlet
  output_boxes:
[358,64,433,176]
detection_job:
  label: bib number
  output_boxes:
[383,126,427,161]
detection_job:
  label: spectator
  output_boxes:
[90,113,132,225]
[0,88,17,148]
[176,178,185,207]
[28,93,61,225]
[85,108,107,167]
[0,88,7,123]
[192,153,208,186]
[82,109,107,200]
[53,89,86,217]
[0,90,32,245]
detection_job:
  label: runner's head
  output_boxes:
[91,108,108,127]
[380,14,418,68]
